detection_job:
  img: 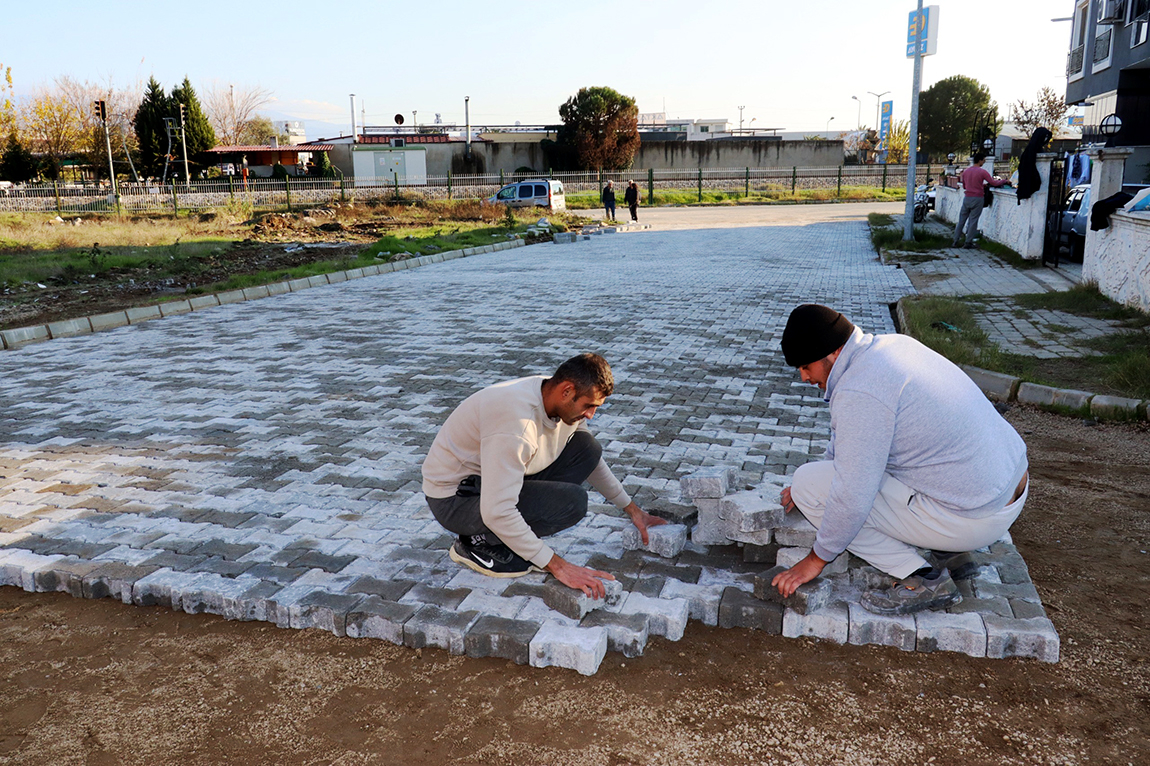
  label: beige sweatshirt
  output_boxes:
[421,376,631,567]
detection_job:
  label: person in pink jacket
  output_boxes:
[952,151,1009,249]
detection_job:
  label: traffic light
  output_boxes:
[179,103,186,122]
[92,100,106,121]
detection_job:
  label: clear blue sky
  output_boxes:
[6,0,1074,136]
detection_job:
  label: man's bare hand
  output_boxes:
[546,555,615,599]
[624,501,667,545]
[771,551,827,598]
[780,486,797,514]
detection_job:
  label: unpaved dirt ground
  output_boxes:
[1,405,1147,765]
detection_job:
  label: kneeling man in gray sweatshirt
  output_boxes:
[422,353,665,598]
[770,305,1029,615]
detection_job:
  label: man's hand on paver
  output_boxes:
[624,501,667,545]
[772,551,827,597]
[780,486,797,514]
[546,554,616,599]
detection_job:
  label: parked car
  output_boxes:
[488,179,566,211]
[1048,183,1091,261]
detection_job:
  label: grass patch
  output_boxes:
[901,294,1150,400]
[358,223,522,261]
[868,213,895,227]
[871,226,951,253]
[1013,284,1150,327]
[979,239,1040,269]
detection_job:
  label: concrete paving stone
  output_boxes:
[516,596,580,627]
[346,596,418,643]
[529,622,608,676]
[464,615,542,665]
[444,569,523,593]
[188,556,254,578]
[782,601,849,644]
[718,587,784,633]
[847,603,917,651]
[41,539,118,559]
[753,566,833,615]
[238,563,308,585]
[504,578,622,620]
[1009,598,1047,620]
[993,562,1031,585]
[983,615,1060,662]
[659,579,726,626]
[719,491,784,532]
[288,550,355,573]
[742,543,779,564]
[580,610,650,658]
[617,592,689,641]
[189,540,259,561]
[348,575,417,601]
[776,546,847,575]
[33,557,105,596]
[399,582,472,609]
[403,604,480,655]
[774,513,818,547]
[228,580,283,622]
[620,524,687,558]
[132,567,197,608]
[290,591,367,636]
[973,580,1041,603]
[947,595,1013,618]
[456,591,529,619]
[679,467,737,500]
[915,611,987,657]
[81,562,161,601]
[179,573,251,616]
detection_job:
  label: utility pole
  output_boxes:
[93,100,119,213]
[903,0,925,241]
[738,105,745,132]
[178,103,190,187]
[464,95,471,158]
[229,84,235,144]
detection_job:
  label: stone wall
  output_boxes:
[934,155,1053,260]
[1083,210,1150,310]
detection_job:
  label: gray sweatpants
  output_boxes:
[953,196,985,245]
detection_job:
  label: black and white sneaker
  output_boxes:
[449,535,537,578]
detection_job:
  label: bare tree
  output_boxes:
[203,82,274,145]
[1010,86,1070,140]
[53,75,142,180]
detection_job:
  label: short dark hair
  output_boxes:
[973,150,988,163]
[552,353,614,397]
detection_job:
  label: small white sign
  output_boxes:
[906,5,939,58]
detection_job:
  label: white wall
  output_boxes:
[1083,211,1150,310]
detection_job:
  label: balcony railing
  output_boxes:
[1094,27,1113,63]
[1067,44,1085,75]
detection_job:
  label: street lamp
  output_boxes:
[738,105,745,131]
[851,95,861,129]
[868,90,890,133]
[826,116,835,134]
[1100,113,1122,146]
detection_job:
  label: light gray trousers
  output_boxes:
[953,196,985,244]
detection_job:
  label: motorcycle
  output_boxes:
[913,183,931,223]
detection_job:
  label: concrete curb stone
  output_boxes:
[125,305,163,323]
[89,311,129,332]
[47,317,92,338]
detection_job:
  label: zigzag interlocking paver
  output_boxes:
[3,218,1060,669]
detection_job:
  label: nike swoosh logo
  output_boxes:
[474,554,494,568]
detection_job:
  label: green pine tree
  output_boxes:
[170,77,216,174]
[0,134,39,182]
[133,76,171,178]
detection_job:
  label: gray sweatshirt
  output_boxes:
[811,327,1028,563]
[422,376,631,567]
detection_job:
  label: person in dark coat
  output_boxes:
[624,180,640,221]
[601,181,616,221]
[1016,127,1052,204]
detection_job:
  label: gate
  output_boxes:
[1042,156,1069,267]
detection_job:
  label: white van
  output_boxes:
[488,179,566,211]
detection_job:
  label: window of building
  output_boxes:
[1133,0,1150,45]
[699,126,709,133]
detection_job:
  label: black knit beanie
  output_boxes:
[781,304,855,367]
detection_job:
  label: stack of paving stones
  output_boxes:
[679,466,1059,662]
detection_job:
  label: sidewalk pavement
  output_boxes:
[0,210,1059,672]
[894,215,1129,360]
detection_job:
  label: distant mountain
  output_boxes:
[259,111,351,142]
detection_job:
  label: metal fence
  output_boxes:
[0,165,933,215]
